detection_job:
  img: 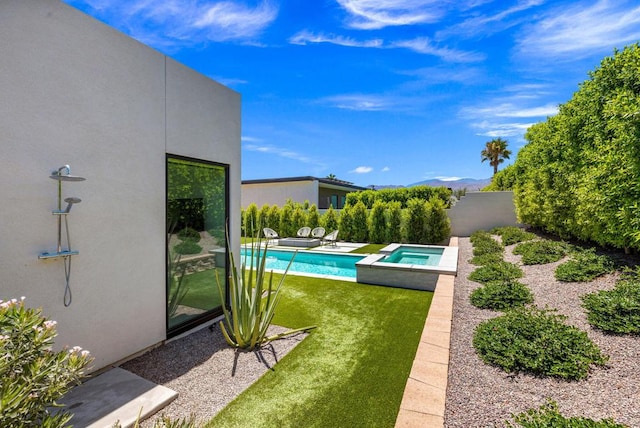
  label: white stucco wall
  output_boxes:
[447,191,521,237]
[0,0,240,371]
[241,181,318,208]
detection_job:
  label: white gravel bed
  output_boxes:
[121,324,306,427]
[444,237,640,427]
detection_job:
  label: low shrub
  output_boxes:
[513,240,569,265]
[469,280,534,311]
[582,272,640,334]
[473,238,504,257]
[555,249,615,282]
[473,306,608,380]
[506,400,627,428]
[468,261,523,284]
[174,240,203,255]
[0,298,92,427]
[469,251,504,266]
[492,226,536,246]
[177,227,201,242]
[470,230,492,244]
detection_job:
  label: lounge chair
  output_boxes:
[311,226,325,239]
[323,229,339,247]
[263,227,279,245]
[296,226,311,238]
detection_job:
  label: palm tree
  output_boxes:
[326,174,337,180]
[481,138,512,176]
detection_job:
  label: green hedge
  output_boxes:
[512,44,640,252]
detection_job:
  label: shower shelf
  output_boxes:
[38,250,79,260]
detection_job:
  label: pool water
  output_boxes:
[382,247,443,266]
[240,248,365,278]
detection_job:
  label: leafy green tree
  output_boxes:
[350,201,369,243]
[483,164,517,191]
[321,205,339,233]
[426,197,451,243]
[368,201,387,244]
[291,206,307,234]
[279,204,294,238]
[481,137,512,176]
[267,205,280,230]
[403,198,429,244]
[307,204,320,229]
[513,43,640,252]
[243,203,259,237]
[338,204,355,242]
[387,201,403,243]
[258,204,270,232]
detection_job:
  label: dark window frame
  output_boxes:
[166,154,229,338]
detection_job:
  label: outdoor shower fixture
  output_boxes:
[39,165,86,306]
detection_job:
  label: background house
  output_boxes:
[242,176,368,209]
[0,0,240,372]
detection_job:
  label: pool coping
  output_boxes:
[394,236,458,428]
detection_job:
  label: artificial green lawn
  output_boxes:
[174,268,224,310]
[206,273,432,428]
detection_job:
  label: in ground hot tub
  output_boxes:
[356,244,458,291]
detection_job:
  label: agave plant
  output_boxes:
[215,235,315,350]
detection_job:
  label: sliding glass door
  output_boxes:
[166,155,228,337]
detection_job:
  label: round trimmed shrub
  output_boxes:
[468,261,523,284]
[470,280,534,311]
[470,251,504,266]
[582,277,640,334]
[555,249,614,282]
[492,226,536,246]
[506,400,627,428]
[174,240,202,255]
[473,306,608,380]
[513,240,569,265]
[177,227,201,242]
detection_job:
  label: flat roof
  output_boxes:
[241,176,369,191]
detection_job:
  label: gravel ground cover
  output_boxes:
[121,325,306,427]
[445,237,640,427]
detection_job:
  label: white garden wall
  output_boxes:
[0,0,240,371]
[447,191,521,237]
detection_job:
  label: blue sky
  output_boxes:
[65,0,640,186]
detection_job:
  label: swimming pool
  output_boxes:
[240,248,365,279]
[382,246,443,266]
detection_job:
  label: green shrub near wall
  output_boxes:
[307,205,320,229]
[387,201,403,243]
[403,198,429,244]
[513,44,640,252]
[278,204,294,238]
[426,197,451,243]
[268,205,280,231]
[350,201,369,243]
[243,203,259,237]
[291,206,307,234]
[321,206,340,233]
[368,200,387,244]
[345,185,452,209]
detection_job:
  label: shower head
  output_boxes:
[64,197,82,213]
[49,165,86,181]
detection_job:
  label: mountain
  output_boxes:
[408,177,492,190]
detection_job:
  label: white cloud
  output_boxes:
[382,166,390,172]
[434,176,462,181]
[337,0,445,30]
[289,31,383,48]
[471,121,534,137]
[437,0,545,39]
[244,143,314,164]
[463,103,558,118]
[351,166,373,174]
[320,94,391,111]
[517,0,640,58]
[392,37,485,62]
[66,0,278,49]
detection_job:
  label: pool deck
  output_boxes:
[394,237,457,428]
